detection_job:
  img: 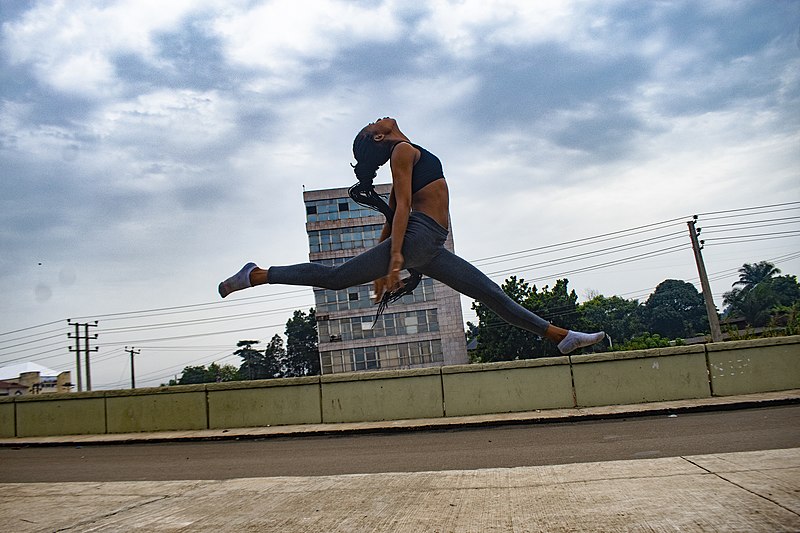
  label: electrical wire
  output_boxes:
[4,201,799,380]
[471,215,688,264]
[484,232,686,276]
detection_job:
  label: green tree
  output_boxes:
[172,365,211,385]
[207,362,240,382]
[767,275,800,307]
[733,261,781,291]
[236,340,268,380]
[613,333,676,351]
[642,279,709,340]
[465,321,479,344]
[723,261,781,318]
[578,295,643,347]
[283,308,320,376]
[169,363,240,385]
[262,334,285,378]
[723,261,799,328]
[472,276,579,361]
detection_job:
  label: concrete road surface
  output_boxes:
[1,405,799,482]
[1,392,799,531]
[1,448,798,532]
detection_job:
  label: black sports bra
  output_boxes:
[393,142,445,194]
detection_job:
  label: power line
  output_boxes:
[0,319,65,337]
[97,304,307,335]
[484,232,686,276]
[96,322,287,347]
[696,201,800,218]
[0,327,65,347]
[69,288,312,323]
[701,215,800,230]
[471,215,688,264]
[0,334,66,353]
[490,243,691,281]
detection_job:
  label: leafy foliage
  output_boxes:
[723,260,800,328]
[578,295,643,346]
[642,279,709,340]
[236,338,283,381]
[283,308,319,377]
[168,362,240,385]
[612,333,677,351]
[471,277,579,362]
[733,261,781,290]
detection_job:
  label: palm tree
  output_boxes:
[724,261,787,327]
[733,261,781,291]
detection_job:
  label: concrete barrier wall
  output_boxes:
[571,345,711,407]
[321,367,443,423]
[442,357,574,416]
[707,336,800,396]
[207,376,322,429]
[15,391,106,437]
[0,398,16,438]
[106,385,207,433]
[3,336,798,438]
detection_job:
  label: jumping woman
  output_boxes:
[219,117,605,355]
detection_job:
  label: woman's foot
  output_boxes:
[218,262,257,298]
[557,330,606,354]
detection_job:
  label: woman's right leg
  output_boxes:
[219,238,393,297]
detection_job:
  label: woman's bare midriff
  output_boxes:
[411,178,450,229]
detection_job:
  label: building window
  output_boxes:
[305,197,386,223]
[317,309,439,343]
[320,339,443,374]
[308,224,383,253]
[314,277,435,313]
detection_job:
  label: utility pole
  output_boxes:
[687,217,723,343]
[67,320,83,392]
[84,322,98,390]
[125,346,140,389]
[67,320,99,391]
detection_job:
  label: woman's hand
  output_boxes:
[374,252,405,302]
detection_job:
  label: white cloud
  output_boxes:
[413,0,620,58]
[212,0,402,74]
[2,0,205,96]
[94,89,237,149]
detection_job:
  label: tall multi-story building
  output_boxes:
[304,184,468,374]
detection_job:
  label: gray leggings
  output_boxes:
[268,211,551,336]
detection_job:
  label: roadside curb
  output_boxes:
[2,389,798,448]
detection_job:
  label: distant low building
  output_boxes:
[0,380,27,396]
[0,362,72,395]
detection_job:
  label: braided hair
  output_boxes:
[349,127,423,323]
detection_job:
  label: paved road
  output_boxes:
[2,405,799,483]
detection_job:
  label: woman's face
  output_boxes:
[365,117,396,137]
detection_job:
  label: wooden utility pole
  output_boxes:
[67,320,98,391]
[687,217,723,342]
[67,320,83,392]
[84,322,98,390]
[125,346,140,389]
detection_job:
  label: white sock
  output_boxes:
[557,330,606,354]
[218,262,257,298]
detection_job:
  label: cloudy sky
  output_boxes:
[1,0,798,389]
